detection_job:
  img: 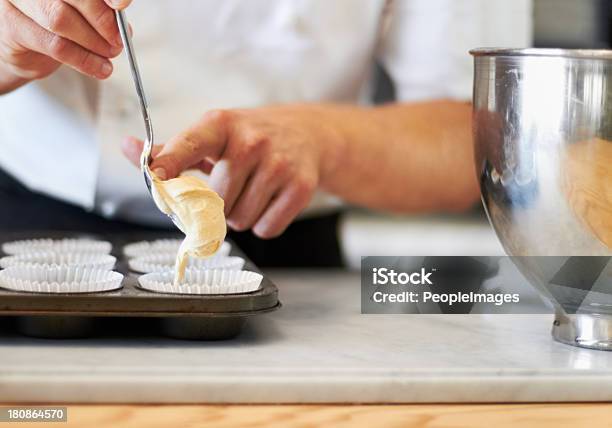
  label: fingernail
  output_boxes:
[253,223,270,239]
[227,219,241,231]
[153,168,167,180]
[98,62,113,78]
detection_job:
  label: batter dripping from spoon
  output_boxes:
[150,172,227,285]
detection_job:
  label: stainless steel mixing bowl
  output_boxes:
[471,48,612,350]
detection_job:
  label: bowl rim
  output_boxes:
[470,47,612,60]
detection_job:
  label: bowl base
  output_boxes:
[552,312,612,351]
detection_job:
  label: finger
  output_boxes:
[227,163,286,231]
[208,157,258,216]
[150,110,231,180]
[121,137,163,167]
[64,0,123,48]
[8,0,120,57]
[103,0,132,10]
[253,181,314,239]
[122,137,213,175]
[198,159,214,175]
[0,48,60,80]
[9,7,113,79]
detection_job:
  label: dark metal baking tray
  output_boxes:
[0,230,280,340]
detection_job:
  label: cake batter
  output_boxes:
[151,173,227,285]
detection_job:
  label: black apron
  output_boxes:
[0,168,343,267]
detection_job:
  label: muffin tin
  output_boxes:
[0,231,280,340]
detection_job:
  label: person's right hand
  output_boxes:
[0,0,132,86]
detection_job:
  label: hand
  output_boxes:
[122,106,344,239]
[0,0,132,90]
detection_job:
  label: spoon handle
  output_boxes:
[115,10,154,190]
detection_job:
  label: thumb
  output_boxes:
[150,110,230,180]
[104,0,133,10]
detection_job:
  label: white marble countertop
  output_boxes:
[1,270,611,403]
[339,212,505,269]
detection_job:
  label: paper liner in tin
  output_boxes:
[138,269,263,295]
[0,265,123,294]
[123,239,231,259]
[129,254,245,273]
[0,252,116,270]
[2,238,112,256]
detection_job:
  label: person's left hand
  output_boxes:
[122,105,344,238]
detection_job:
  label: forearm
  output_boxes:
[318,100,480,213]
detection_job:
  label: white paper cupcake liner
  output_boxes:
[2,239,112,256]
[123,239,231,259]
[138,269,263,295]
[0,265,123,294]
[129,254,245,273]
[0,252,116,270]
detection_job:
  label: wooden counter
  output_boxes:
[12,404,611,427]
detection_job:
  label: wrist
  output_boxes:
[308,105,350,189]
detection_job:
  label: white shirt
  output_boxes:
[0,0,532,226]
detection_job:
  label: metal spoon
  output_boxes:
[115,10,181,229]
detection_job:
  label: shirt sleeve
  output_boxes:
[378,0,533,102]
